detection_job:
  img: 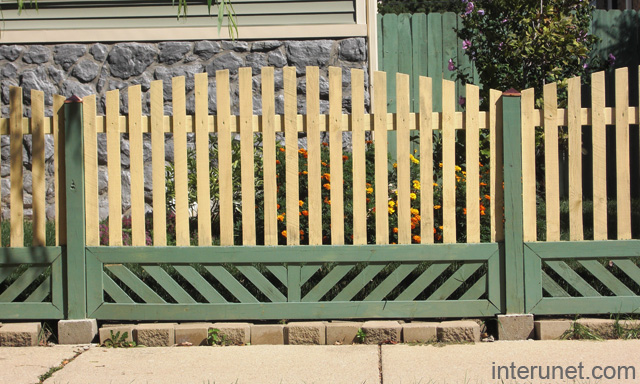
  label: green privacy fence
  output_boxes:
[378,9,640,112]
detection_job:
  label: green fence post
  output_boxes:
[64,95,86,319]
[502,89,525,314]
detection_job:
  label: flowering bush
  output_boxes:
[455,0,605,107]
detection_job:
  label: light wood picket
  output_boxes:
[465,84,480,244]
[10,87,23,247]
[262,67,278,246]
[128,85,145,246]
[351,69,367,246]
[374,71,389,245]
[396,73,411,245]
[31,90,45,246]
[615,68,631,240]
[521,88,536,242]
[83,94,99,246]
[172,77,190,247]
[150,80,167,246]
[329,67,344,245]
[489,89,503,243]
[106,89,122,246]
[284,66,300,246]
[306,66,322,246]
[544,83,560,242]
[195,73,212,246]
[239,68,256,246]
[442,80,455,244]
[591,72,607,241]
[419,76,434,244]
[568,77,583,241]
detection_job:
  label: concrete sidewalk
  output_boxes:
[2,340,639,384]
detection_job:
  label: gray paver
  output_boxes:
[0,346,78,384]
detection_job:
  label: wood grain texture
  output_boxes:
[306,66,322,246]
[83,94,99,246]
[150,80,167,246]
[9,87,23,247]
[442,80,456,243]
[544,83,560,242]
[396,72,411,244]
[262,67,278,246]
[53,95,66,245]
[615,68,631,240]
[591,71,607,241]
[329,66,344,245]
[284,66,300,245]
[195,73,212,246]
[489,89,504,242]
[239,68,256,245]
[419,76,434,244]
[128,85,146,246]
[465,84,480,243]
[217,70,234,246]
[351,68,367,245]
[374,71,389,244]
[172,76,190,246]
[31,90,46,246]
[568,76,583,241]
[106,89,122,246]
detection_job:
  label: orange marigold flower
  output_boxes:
[393,227,399,233]
[479,162,484,167]
[366,140,373,144]
[302,210,309,216]
[323,183,331,190]
[463,208,467,215]
[433,227,437,234]
[276,160,281,165]
[302,171,308,175]
[366,187,373,194]
[436,234,442,241]
[300,230,305,235]
[299,200,304,207]
[277,204,280,210]
[412,235,421,243]
[323,173,331,181]
[322,142,328,146]
[480,210,486,216]
[411,223,416,230]
[342,155,349,161]
[411,216,419,225]
[479,204,486,211]
[484,194,491,200]
[281,230,287,237]
[480,182,487,186]
[366,198,371,203]
[277,214,285,222]
[279,147,285,152]
[434,205,442,210]
[321,161,328,166]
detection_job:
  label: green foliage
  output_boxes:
[561,319,603,340]
[378,0,464,15]
[103,330,136,348]
[455,0,608,107]
[207,328,230,346]
[355,328,366,343]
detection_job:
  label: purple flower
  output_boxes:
[464,2,474,15]
[458,96,466,106]
[462,40,471,50]
[448,58,456,71]
[498,42,504,51]
[501,18,508,23]
[608,53,616,66]
[583,63,588,69]
[478,9,485,15]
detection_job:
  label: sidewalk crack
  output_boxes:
[378,344,383,384]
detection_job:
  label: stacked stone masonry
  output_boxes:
[0,38,369,221]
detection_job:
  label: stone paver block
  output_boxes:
[326,322,362,345]
[58,319,98,344]
[134,323,175,347]
[576,318,617,339]
[361,321,401,344]
[175,323,212,346]
[251,324,284,345]
[437,321,480,343]
[99,325,135,346]
[0,323,41,346]
[497,314,534,340]
[534,320,572,340]
[285,322,326,345]
[402,322,438,343]
[212,323,251,345]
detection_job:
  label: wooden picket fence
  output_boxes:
[0,65,639,321]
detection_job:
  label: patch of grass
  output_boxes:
[561,319,603,341]
[355,328,366,343]
[37,349,83,383]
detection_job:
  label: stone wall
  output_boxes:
[0,38,369,221]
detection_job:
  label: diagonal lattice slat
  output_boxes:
[204,266,258,303]
[173,265,227,303]
[542,271,570,297]
[428,263,483,300]
[395,263,450,301]
[303,264,355,302]
[301,265,322,285]
[545,261,600,297]
[106,265,166,303]
[459,275,486,300]
[365,263,420,301]
[25,277,51,302]
[103,274,134,303]
[143,265,197,303]
[613,260,640,288]
[235,266,286,302]
[579,260,635,296]
[266,266,288,287]
[0,266,48,302]
[332,264,386,302]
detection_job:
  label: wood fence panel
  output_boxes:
[128,85,145,246]
[591,72,607,241]
[568,76,583,241]
[374,71,389,244]
[396,72,411,244]
[217,70,234,246]
[239,68,256,245]
[382,13,398,112]
[31,90,46,246]
[411,14,428,113]
[106,89,122,246]
[150,80,167,246]
[615,67,631,240]
[284,66,300,245]
[544,83,560,242]
[83,94,99,246]
[329,66,345,245]
[398,14,413,108]
[465,84,480,243]
[351,68,367,245]
[427,13,443,113]
[419,76,434,244]
[521,88,536,242]
[172,76,190,246]
[442,79,456,243]
[262,67,278,246]
[195,73,212,246]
